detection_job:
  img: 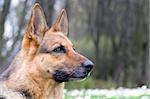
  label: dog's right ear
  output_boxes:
[22,3,48,54]
[50,9,68,36]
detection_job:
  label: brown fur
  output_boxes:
[0,3,93,99]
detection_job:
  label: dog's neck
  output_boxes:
[2,50,64,99]
[26,64,65,99]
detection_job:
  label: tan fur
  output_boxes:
[0,3,93,99]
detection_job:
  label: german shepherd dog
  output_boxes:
[0,3,94,99]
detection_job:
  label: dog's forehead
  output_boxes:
[43,31,73,46]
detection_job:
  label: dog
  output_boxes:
[0,3,94,99]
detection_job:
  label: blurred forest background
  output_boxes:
[0,0,149,88]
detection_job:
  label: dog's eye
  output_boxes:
[53,46,66,53]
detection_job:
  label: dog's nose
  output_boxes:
[82,60,94,71]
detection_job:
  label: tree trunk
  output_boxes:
[94,35,100,78]
[36,0,55,26]
[0,0,11,67]
[147,0,150,87]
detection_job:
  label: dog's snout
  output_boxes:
[82,60,94,70]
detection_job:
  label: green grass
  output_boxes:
[65,77,117,89]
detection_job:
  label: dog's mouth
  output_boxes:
[53,60,94,83]
[53,67,92,83]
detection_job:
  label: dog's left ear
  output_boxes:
[50,9,68,36]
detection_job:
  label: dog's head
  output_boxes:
[22,3,94,83]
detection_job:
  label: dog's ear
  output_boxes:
[25,3,48,43]
[50,9,68,36]
[22,3,48,54]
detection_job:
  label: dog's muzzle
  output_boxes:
[53,60,94,83]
